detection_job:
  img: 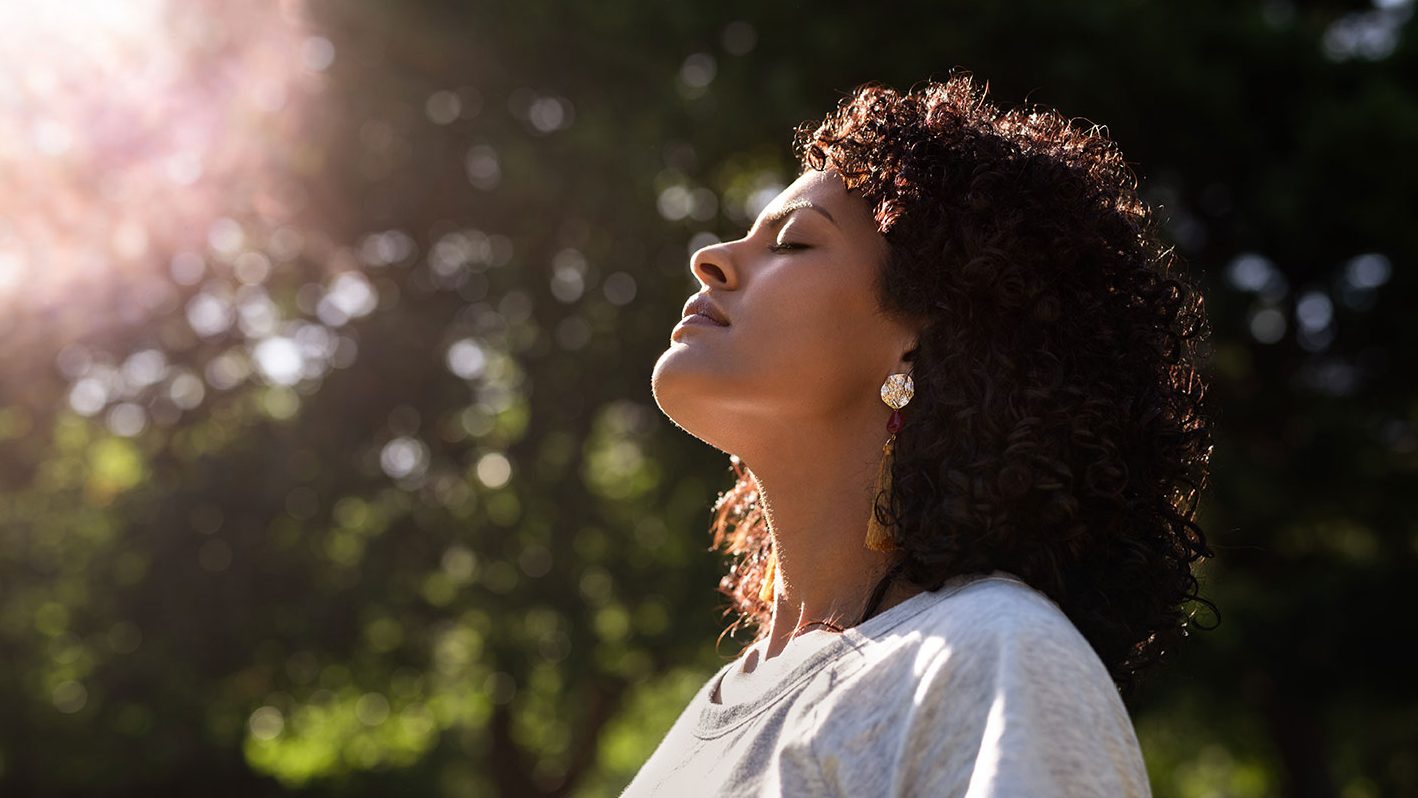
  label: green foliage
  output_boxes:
[0,0,1414,795]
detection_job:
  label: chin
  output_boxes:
[650,349,742,455]
[650,349,705,429]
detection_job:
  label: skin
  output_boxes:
[651,167,927,669]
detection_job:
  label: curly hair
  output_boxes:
[708,72,1217,698]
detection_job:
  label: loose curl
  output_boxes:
[709,72,1217,698]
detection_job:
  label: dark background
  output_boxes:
[0,0,1413,795]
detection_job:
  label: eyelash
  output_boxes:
[769,242,807,253]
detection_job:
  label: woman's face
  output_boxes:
[651,167,919,456]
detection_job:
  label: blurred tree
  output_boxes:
[0,0,1413,796]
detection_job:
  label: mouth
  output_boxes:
[672,314,729,336]
[681,293,731,327]
[681,312,728,327]
[670,308,734,343]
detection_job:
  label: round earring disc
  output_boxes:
[881,373,914,409]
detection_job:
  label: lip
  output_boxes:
[671,314,728,339]
[681,293,730,327]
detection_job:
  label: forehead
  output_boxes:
[766,170,863,221]
[780,168,846,206]
[764,169,884,242]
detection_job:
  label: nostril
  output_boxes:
[700,263,727,284]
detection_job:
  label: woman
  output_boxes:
[627,72,1214,796]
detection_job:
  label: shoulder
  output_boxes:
[901,572,1100,671]
[842,571,1116,700]
[912,571,1090,655]
[795,574,1147,794]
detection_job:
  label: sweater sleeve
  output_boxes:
[896,611,1153,798]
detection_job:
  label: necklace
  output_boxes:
[792,619,845,635]
[786,560,906,639]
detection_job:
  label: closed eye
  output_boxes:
[769,242,807,253]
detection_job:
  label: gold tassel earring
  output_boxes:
[758,549,777,603]
[866,371,914,552]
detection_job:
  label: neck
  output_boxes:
[741,401,918,660]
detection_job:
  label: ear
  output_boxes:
[886,347,915,382]
[896,325,924,373]
[886,313,925,374]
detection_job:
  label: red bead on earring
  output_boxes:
[886,409,903,434]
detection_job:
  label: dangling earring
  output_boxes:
[759,549,777,603]
[866,371,913,552]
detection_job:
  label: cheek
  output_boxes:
[651,261,891,433]
[737,276,883,398]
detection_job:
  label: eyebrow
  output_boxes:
[760,199,838,230]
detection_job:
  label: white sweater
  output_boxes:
[621,571,1152,797]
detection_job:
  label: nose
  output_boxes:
[690,241,737,289]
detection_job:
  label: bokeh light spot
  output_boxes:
[381,437,430,481]
[52,681,88,715]
[300,36,335,71]
[1248,306,1287,344]
[248,706,285,740]
[446,339,488,380]
[475,452,512,489]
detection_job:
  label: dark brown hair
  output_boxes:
[709,72,1216,697]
